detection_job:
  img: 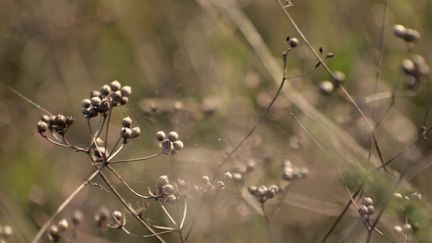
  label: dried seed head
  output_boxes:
[37,121,48,134]
[366,205,375,215]
[94,207,110,228]
[167,131,179,141]
[326,52,335,58]
[224,171,233,181]
[173,140,184,151]
[48,225,60,242]
[120,86,132,97]
[362,197,374,206]
[2,225,12,239]
[232,172,243,181]
[110,80,122,91]
[393,24,407,38]
[65,116,74,126]
[90,90,101,98]
[160,139,174,153]
[248,186,258,195]
[246,159,256,171]
[158,175,169,186]
[401,59,416,75]
[201,176,210,184]
[166,194,177,202]
[112,91,122,102]
[402,223,412,233]
[216,180,225,190]
[41,114,51,123]
[403,28,420,42]
[288,37,299,48]
[100,85,112,96]
[319,80,335,95]
[393,192,403,199]
[119,96,129,105]
[122,116,132,128]
[156,131,166,141]
[131,127,141,138]
[112,210,124,222]
[95,137,104,146]
[358,205,369,216]
[394,225,403,233]
[162,184,175,194]
[91,97,101,106]
[58,219,69,233]
[54,114,66,126]
[72,210,83,225]
[81,99,91,109]
[332,71,346,85]
[121,127,132,139]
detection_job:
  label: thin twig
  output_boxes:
[31,170,100,243]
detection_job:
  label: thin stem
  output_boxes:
[121,227,175,238]
[109,152,162,164]
[180,200,188,229]
[274,0,373,129]
[106,165,153,199]
[104,111,112,150]
[98,171,167,243]
[261,203,274,243]
[160,204,177,227]
[31,170,100,243]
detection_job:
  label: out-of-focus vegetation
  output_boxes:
[1,0,432,242]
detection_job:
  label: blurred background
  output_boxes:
[1,0,432,242]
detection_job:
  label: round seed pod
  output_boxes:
[358,205,369,216]
[158,175,169,186]
[48,225,60,242]
[173,140,184,151]
[90,90,101,98]
[100,85,112,97]
[121,127,132,139]
[119,96,129,105]
[72,210,83,225]
[58,219,69,233]
[401,59,416,75]
[362,197,374,206]
[37,121,48,134]
[131,127,141,138]
[167,131,179,142]
[41,114,52,123]
[65,116,74,126]
[81,99,91,109]
[120,86,132,97]
[162,184,175,195]
[112,91,122,103]
[110,80,122,91]
[122,117,132,128]
[155,131,166,141]
[366,205,375,215]
[54,114,66,126]
[403,28,420,42]
[288,37,299,48]
[393,24,407,38]
[91,97,101,106]
[216,181,225,189]
[332,71,346,85]
[224,171,233,181]
[112,211,125,227]
[319,80,335,95]
[2,225,13,239]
